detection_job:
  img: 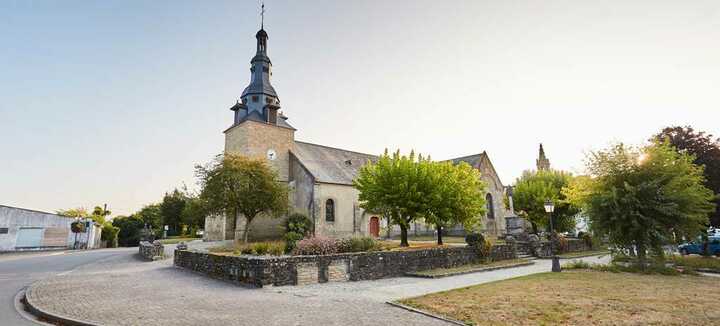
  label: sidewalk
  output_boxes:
[24,250,610,326]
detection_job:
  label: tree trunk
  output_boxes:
[531,222,538,234]
[436,225,443,245]
[242,216,253,244]
[400,224,409,247]
[386,216,391,239]
[637,241,646,269]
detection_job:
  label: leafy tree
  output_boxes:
[180,196,206,236]
[90,205,111,224]
[101,222,119,248]
[423,161,487,245]
[512,170,579,234]
[57,207,89,218]
[160,189,188,236]
[653,126,720,227]
[112,215,145,247]
[580,142,715,266]
[196,154,289,243]
[136,203,162,236]
[354,150,432,247]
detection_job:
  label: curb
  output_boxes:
[536,252,610,260]
[386,301,467,325]
[695,268,720,274]
[405,261,535,279]
[24,284,100,326]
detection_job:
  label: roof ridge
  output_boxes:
[446,151,487,161]
[294,140,378,158]
[0,204,73,218]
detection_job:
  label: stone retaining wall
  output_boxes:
[139,241,164,261]
[175,244,516,288]
[534,238,591,258]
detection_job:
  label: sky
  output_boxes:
[2,0,719,216]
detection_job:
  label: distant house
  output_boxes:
[0,205,101,252]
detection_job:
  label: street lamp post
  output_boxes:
[544,200,561,272]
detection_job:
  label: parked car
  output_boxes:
[678,236,720,256]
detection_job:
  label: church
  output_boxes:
[204,27,511,242]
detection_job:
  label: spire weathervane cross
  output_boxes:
[261,2,265,29]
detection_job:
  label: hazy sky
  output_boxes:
[2,0,719,216]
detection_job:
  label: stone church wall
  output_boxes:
[224,119,295,182]
[289,154,314,217]
[314,183,362,238]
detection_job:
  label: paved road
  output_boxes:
[0,248,136,326]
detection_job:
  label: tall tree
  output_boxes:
[653,126,720,227]
[136,203,162,234]
[424,161,487,245]
[112,215,145,247]
[512,170,579,234]
[580,142,715,266]
[354,150,432,247]
[196,154,289,243]
[181,196,206,233]
[160,189,188,236]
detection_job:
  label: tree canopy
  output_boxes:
[578,142,716,265]
[423,161,487,244]
[653,126,720,227]
[512,170,579,234]
[160,189,187,236]
[354,150,486,246]
[196,154,289,243]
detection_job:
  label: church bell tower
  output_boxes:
[223,19,295,182]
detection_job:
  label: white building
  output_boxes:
[0,205,102,252]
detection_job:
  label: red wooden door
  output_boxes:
[369,216,380,238]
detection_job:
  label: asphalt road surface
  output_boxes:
[0,248,135,326]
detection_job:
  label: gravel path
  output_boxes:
[26,247,610,326]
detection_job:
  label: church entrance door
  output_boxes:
[369,216,380,238]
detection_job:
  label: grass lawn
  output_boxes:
[557,249,610,259]
[670,255,720,271]
[159,237,200,245]
[399,270,720,325]
[410,259,531,278]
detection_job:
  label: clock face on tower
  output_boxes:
[266,149,277,161]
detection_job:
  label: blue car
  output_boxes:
[678,236,720,256]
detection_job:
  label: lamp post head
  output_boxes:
[544,200,555,213]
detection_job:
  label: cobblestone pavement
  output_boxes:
[26,252,448,325]
[27,249,610,326]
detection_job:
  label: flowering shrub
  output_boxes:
[292,236,339,256]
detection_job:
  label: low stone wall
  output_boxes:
[533,238,591,258]
[139,241,164,261]
[175,244,516,288]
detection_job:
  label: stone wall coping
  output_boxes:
[184,244,514,261]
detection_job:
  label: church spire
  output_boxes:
[230,3,289,129]
[536,143,551,171]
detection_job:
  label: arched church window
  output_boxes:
[486,193,495,219]
[325,199,335,222]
